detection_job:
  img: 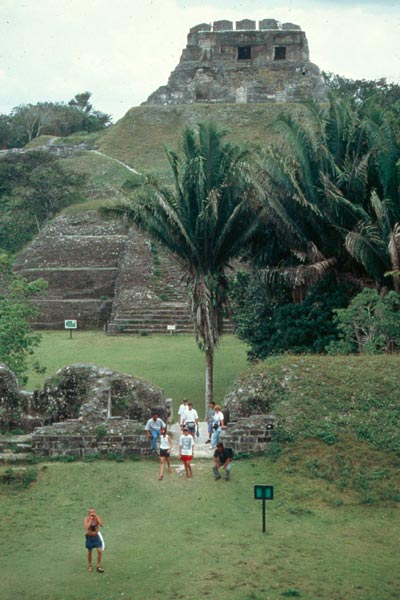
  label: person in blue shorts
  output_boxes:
[145,413,166,452]
[84,507,105,572]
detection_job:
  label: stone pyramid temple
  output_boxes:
[144,18,327,105]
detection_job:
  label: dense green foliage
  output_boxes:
[324,72,400,109]
[0,151,87,253]
[0,254,47,382]
[327,288,400,354]
[231,272,353,360]
[253,93,400,292]
[0,92,111,149]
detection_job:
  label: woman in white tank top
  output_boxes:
[159,428,173,480]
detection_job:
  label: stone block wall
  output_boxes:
[144,18,327,106]
[221,414,275,453]
[31,419,152,457]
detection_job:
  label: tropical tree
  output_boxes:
[0,253,47,384]
[326,288,400,354]
[342,106,400,292]
[101,122,262,413]
[0,151,87,253]
[255,94,400,295]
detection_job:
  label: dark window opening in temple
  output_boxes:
[238,46,251,60]
[274,46,286,60]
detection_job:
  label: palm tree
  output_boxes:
[100,122,262,414]
[328,104,400,292]
[255,95,381,296]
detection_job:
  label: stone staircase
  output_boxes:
[0,435,32,462]
[13,210,234,335]
[109,302,194,334]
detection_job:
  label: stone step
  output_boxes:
[0,453,31,462]
[108,320,234,335]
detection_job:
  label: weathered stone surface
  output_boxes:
[31,418,153,457]
[30,364,167,456]
[13,210,194,332]
[32,363,166,424]
[0,363,28,430]
[144,19,326,105]
[223,368,284,421]
[221,414,275,453]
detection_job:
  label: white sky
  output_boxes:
[0,0,399,121]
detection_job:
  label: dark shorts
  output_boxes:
[160,449,170,457]
[85,534,102,550]
[186,422,195,433]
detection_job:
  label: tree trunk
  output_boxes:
[205,346,214,418]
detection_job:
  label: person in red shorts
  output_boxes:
[179,426,195,478]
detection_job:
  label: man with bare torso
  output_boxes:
[84,507,104,573]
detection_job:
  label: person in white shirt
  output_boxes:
[144,413,166,451]
[211,405,225,448]
[158,428,173,480]
[178,399,189,430]
[183,402,199,438]
[179,427,195,478]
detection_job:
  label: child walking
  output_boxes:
[159,428,173,480]
[179,426,195,478]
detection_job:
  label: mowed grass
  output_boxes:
[1,457,399,600]
[26,332,249,417]
[4,338,400,599]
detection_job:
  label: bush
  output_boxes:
[231,272,352,360]
[326,288,400,354]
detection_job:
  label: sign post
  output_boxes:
[64,319,77,339]
[254,484,274,533]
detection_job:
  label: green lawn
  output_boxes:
[27,332,249,418]
[4,336,400,599]
[1,458,398,600]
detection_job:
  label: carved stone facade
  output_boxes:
[145,19,327,105]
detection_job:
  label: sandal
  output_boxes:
[159,475,164,480]
[88,565,93,572]
[96,566,105,573]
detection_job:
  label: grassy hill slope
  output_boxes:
[23,102,312,213]
[97,102,308,176]
[226,354,400,504]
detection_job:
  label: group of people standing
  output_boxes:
[143,400,232,481]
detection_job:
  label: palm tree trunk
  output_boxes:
[205,346,214,418]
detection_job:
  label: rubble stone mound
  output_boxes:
[32,363,166,424]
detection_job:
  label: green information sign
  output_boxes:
[64,320,77,329]
[254,484,274,532]
[254,484,274,500]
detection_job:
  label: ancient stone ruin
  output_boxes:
[221,414,275,453]
[145,18,327,105]
[0,363,28,431]
[13,210,196,334]
[14,210,234,334]
[30,364,168,457]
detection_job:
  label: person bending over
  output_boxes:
[213,442,233,481]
